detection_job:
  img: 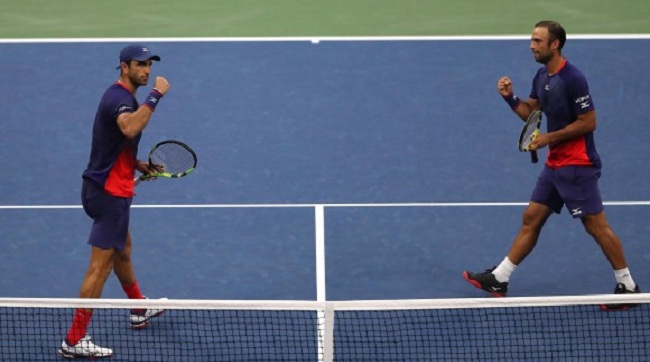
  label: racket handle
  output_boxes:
[530,150,539,164]
[134,176,143,186]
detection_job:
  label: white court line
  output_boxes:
[0,34,649,44]
[314,206,326,302]
[1,201,649,209]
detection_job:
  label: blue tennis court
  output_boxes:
[1,38,649,304]
[2,37,650,362]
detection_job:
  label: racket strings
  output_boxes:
[150,143,196,175]
[521,126,537,148]
[520,111,541,150]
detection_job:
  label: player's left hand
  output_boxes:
[530,133,550,151]
[136,160,162,180]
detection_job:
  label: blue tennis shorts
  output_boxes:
[530,165,604,218]
[81,178,132,251]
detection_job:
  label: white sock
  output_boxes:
[614,268,636,291]
[492,257,517,283]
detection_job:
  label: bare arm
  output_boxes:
[530,110,596,150]
[512,98,540,121]
[117,76,170,139]
[497,76,540,121]
[117,104,154,139]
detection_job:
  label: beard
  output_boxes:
[534,52,553,65]
[128,73,149,87]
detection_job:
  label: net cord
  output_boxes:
[0,294,646,310]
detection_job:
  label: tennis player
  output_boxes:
[60,44,171,359]
[462,21,639,310]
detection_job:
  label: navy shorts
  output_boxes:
[81,178,132,251]
[530,165,604,218]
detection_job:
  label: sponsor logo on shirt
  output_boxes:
[571,208,583,216]
[575,95,591,109]
[118,105,134,113]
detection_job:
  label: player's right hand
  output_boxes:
[153,76,171,95]
[497,76,513,97]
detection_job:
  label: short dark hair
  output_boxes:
[535,20,566,51]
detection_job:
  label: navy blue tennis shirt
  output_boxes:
[530,59,601,169]
[82,83,141,197]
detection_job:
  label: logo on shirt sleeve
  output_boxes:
[118,105,134,113]
[575,95,591,109]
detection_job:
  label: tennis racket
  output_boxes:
[518,110,542,164]
[135,140,197,185]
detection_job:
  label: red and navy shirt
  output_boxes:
[82,83,141,197]
[529,59,601,169]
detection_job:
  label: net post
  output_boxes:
[321,304,335,362]
[315,205,332,361]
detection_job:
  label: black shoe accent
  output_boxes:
[601,283,640,311]
[463,267,509,297]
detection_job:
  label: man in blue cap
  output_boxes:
[116,44,161,69]
[59,44,170,359]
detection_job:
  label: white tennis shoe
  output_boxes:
[130,297,167,329]
[59,334,113,359]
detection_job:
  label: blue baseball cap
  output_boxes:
[116,44,161,69]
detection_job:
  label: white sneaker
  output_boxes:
[58,334,113,359]
[130,297,167,329]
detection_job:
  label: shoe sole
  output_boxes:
[600,304,637,312]
[58,349,74,359]
[131,310,165,329]
[58,348,113,359]
[462,271,506,298]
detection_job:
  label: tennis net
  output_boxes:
[1,294,649,361]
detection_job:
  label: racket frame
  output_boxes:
[518,110,542,164]
[135,140,197,185]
